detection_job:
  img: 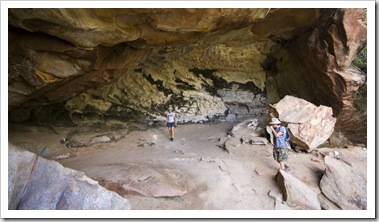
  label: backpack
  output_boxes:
[285,127,290,142]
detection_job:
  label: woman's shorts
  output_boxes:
[273,147,288,162]
[167,122,175,128]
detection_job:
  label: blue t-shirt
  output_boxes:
[274,125,289,148]
[167,112,175,123]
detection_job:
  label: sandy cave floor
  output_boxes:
[9,121,363,210]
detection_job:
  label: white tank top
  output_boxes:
[167,112,175,123]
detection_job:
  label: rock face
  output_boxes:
[8,143,131,210]
[265,9,367,144]
[275,170,321,210]
[320,156,367,210]
[267,95,336,151]
[93,165,187,198]
[8,8,366,144]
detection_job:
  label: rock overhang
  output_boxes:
[8,8,367,144]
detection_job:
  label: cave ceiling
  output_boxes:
[7,8,367,143]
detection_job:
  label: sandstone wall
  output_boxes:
[8,8,367,143]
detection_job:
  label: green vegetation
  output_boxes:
[352,46,367,73]
[352,46,367,112]
[354,84,367,112]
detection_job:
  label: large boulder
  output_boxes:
[268,95,336,151]
[320,156,367,210]
[8,143,131,210]
[266,8,367,144]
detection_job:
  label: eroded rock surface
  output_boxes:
[8,143,131,210]
[92,164,187,198]
[8,120,367,210]
[8,8,367,145]
[275,170,321,210]
[320,156,367,210]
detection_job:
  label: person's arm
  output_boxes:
[166,114,168,125]
[270,126,283,137]
[174,114,177,126]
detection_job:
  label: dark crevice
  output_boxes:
[143,73,173,97]
[175,78,196,91]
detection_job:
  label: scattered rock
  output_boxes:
[88,135,112,146]
[249,137,269,145]
[320,156,367,210]
[137,138,157,148]
[224,137,242,154]
[221,118,268,154]
[229,118,264,137]
[68,133,115,147]
[217,136,229,148]
[275,170,321,210]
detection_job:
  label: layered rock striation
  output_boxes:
[8,8,366,144]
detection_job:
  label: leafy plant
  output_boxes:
[352,46,367,73]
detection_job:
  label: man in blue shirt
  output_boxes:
[269,118,290,172]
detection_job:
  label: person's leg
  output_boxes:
[273,148,281,169]
[168,126,172,139]
[280,147,290,172]
[171,127,174,140]
[278,147,290,171]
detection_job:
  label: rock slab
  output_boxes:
[275,170,321,210]
[320,156,367,210]
[8,143,131,210]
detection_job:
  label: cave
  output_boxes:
[6,7,369,214]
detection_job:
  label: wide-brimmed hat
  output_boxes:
[269,118,281,125]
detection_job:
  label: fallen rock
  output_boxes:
[248,137,269,145]
[229,118,264,137]
[137,137,157,148]
[320,156,367,210]
[217,136,229,148]
[8,143,131,210]
[224,137,242,154]
[275,170,321,210]
[223,118,268,150]
[67,132,119,148]
[268,95,336,151]
[88,135,112,146]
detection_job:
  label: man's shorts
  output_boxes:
[273,146,288,162]
[167,122,175,128]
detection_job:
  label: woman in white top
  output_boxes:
[166,106,177,141]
